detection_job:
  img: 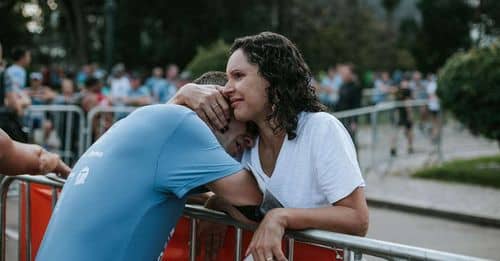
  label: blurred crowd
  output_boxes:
[1,46,441,158]
[316,64,441,155]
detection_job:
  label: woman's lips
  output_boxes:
[231,98,244,107]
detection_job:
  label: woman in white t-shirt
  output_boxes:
[173,32,368,261]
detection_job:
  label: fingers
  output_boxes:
[55,160,71,177]
[272,245,287,261]
[202,102,227,131]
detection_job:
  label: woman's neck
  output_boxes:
[256,118,286,152]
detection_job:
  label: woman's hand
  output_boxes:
[39,150,71,177]
[170,83,230,131]
[246,208,288,261]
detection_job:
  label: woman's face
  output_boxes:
[224,49,271,123]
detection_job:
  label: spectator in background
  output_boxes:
[3,47,32,117]
[76,64,91,89]
[426,73,441,143]
[145,67,171,103]
[165,63,180,88]
[82,77,111,141]
[109,63,131,106]
[336,64,362,147]
[124,74,151,106]
[53,78,80,105]
[319,66,342,109]
[145,67,164,92]
[81,77,109,113]
[372,71,394,104]
[90,62,106,80]
[33,117,62,152]
[26,72,56,105]
[409,71,429,133]
[390,78,414,156]
[1,46,31,142]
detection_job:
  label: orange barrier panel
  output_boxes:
[19,185,341,260]
[163,217,342,261]
[20,183,60,261]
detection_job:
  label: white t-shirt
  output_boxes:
[110,76,131,100]
[241,112,365,209]
[426,81,440,111]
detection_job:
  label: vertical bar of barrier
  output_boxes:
[235,227,243,261]
[343,248,352,261]
[51,187,58,210]
[0,177,14,261]
[63,110,73,163]
[189,218,197,261]
[286,237,294,261]
[24,182,31,261]
[18,182,22,261]
[78,109,85,157]
[437,110,444,162]
[370,109,378,174]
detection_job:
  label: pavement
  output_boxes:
[354,119,500,227]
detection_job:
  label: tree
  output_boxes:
[437,42,500,146]
[414,0,474,72]
[185,40,230,79]
[0,0,33,59]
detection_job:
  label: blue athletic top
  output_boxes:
[36,104,242,261]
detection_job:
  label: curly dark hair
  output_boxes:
[230,32,325,140]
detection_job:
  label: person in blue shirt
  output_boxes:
[36,72,261,261]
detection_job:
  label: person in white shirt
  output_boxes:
[171,32,368,261]
[426,74,441,143]
[109,63,131,105]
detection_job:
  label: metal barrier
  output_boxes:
[85,106,137,149]
[0,175,483,261]
[332,99,443,175]
[25,105,86,164]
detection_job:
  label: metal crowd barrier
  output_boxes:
[25,105,86,164]
[332,99,443,175]
[0,175,483,261]
[85,106,137,149]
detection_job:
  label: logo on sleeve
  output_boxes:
[74,166,90,185]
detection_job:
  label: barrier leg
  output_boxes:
[0,177,14,261]
[189,218,197,261]
[235,227,243,261]
[286,237,294,261]
[24,182,31,261]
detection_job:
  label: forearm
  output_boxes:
[1,141,44,175]
[274,205,368,236]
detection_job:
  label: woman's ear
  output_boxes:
[243,136,255,148]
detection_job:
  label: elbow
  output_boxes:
[354,210,369,237]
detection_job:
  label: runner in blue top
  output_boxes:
[36,94,261,260]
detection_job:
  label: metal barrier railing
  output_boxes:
[25,105,86,164]
[85,106,137,149]
[332,99,443,175]
[0,175,483,261]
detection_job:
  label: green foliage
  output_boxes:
[185,40,230,79]
[413,155,500,189]
[413,0,474,72]
[437,42,500,143]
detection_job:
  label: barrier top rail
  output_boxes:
[26,104,86,114]
[1,175,484,261]
[332,99,428,119]
[85,105,138,148]
[26,104,87,158]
